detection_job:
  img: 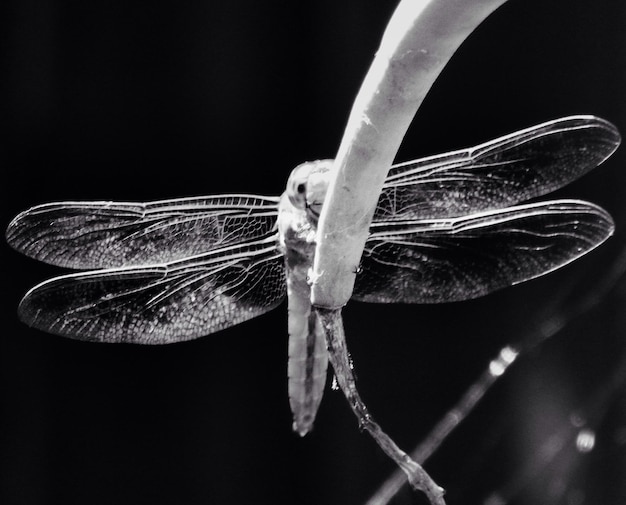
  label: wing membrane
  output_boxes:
[6,194,280,269]
[375,116,620,220]
[18,238,286,344]
[355,200,614,304]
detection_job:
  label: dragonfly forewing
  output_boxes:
[17,237,286,344]
[375,116,620,221]
[354,199,614,304]
[6,195,280,269]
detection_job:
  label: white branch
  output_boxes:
[311,0,510,308]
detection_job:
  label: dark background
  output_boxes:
[1,0,625,504]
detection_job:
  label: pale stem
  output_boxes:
[312,0,509,309]
[317,307,446,505]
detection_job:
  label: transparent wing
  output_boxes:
[354,200,614,304]
[375,116,620,221]
[6,194,280,269]
[17,238,286,344]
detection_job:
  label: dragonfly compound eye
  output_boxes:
[287,162,315,210]
[286,159,332,213]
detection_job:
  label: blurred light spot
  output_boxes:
[489,346,519,376]
[500,346,518,364]
[489,360,506,376]
[575,429,595,453]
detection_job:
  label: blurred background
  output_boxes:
[1,0,625,504]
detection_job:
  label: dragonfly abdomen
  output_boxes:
[286,268,329,437]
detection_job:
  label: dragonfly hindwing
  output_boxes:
[18,239,286,343]
[355,200,614,303]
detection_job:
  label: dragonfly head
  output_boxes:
[286,159,334,223]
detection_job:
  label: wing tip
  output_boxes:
[5,210,28,251]
[6,203,63,261]
[575,115,621,159]
[540,116,620,169]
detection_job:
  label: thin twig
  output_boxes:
[317,307,446,505]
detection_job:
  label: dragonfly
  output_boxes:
[7,115,620,436]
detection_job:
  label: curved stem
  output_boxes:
[312,0,509,309]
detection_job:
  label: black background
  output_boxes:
[2,1,625,504]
